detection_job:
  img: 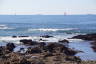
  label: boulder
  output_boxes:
[0,46,5,56]
[39,42,46,49]
[20,39,38,45]
[6,43,16,52]
[26,47,42,54]
[12,36,17,38]
[43,43,61,52]
[40,35,53,38]
[59,39,69,43]
[43,43,77,56]
[45,43,77,56]
[64,48,78,56]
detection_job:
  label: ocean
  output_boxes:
[0,15,96,36]
[0,15,96,60]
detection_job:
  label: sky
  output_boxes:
[0,0,96,15]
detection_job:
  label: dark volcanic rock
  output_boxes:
[12,36,29,38]
[19,36,29,37]
[0,46,5,56]
[20,39,38,45]
[12,36,17,38]
[72,33,96,40]
[25,43,77,56]
[43,43,65,53]
[64,48,78,56]
[6,43,16,52]
[59,39,69,43]
[0,41,81,64]
[0,43,16,56]
[43,43,77,56]
[40,35,53,38]
[39,38,48,41]
[26,47,42,54]
[39,42,46,49]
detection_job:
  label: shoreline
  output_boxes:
[0,33,96,64]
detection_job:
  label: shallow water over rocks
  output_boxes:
[0,35,96,61]
[69,40,96,60]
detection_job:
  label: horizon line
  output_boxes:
[0,14,96,16]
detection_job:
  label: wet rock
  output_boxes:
[39,39,47,41]
[18,48,25,53]
[20,39,38,45]
[59,39,69,43]
[72,33,96,40]
[20,48,25,51]
[43,43,63,52]
[64,48,78,56]
[0,46,13,56]
[40,35,53,38]
[6,43,16,52]
[0,43,81,64]
[26,47,42,54]
[12,36,17,38]
[39,38,43,41]
[0,46,5,56]
[12,36,29,38]
[19,36,29,37]
[39,42,46,49]
[39,42,46,46]
[43,43,77,56]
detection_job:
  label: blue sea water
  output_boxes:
[0,15,96,60]
[0,15,96,36]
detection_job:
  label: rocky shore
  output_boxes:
[71,33,96,52]
[0,34,96,64]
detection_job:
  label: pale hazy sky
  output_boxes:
[0,0,96,15]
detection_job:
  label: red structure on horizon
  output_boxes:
[64,12,67,15]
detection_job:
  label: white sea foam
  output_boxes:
[0,24,14,30]
[0,36,33,44]
[0,33,81,44]
[28,28,78,32]
[0,25,6,26]
[0,27,14,30]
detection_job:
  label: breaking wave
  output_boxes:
[0,25,14,30]
[28,28,78,32]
